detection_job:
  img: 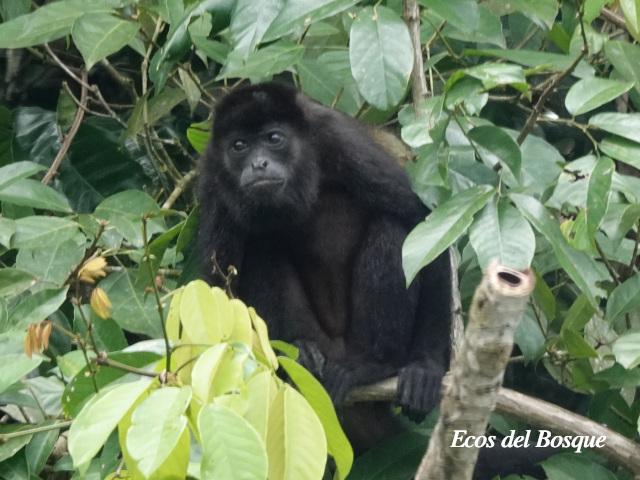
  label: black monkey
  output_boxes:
[197,83,551,479]
[198,82,451,416]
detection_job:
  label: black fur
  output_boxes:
[199,82,450,415]
[197,83,551,479]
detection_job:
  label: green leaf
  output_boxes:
[462,63,527,90]
[267,384,327,480]
[68,379,151,472]
[599,136,640,170]
[421,0,479,32]
[510,193,606,308]
[16,239,85,288]
[562,329,599,358]
[515,308,546,361]
[0,217,15,249]
[190,344,232,407]
[263,0,357,41]
[468,125,522,180]
[586,157,614,237]
[508,0,559,29]
[541,452,617,480]
[589,113,640,143]
[199,404,268,480]
[126,88,187,137]
[0,0,123,48]
[0,269,35,298]
[229,0,283,58]
[62,351,160,417]
[620,0,640,41]
[186,121,210,154]
[349,6,413,110]
[100,270,163,337]
[94,190,164,248]
[0,178,72,213]
[26,428,59,476]
[469,198,535,270]
[403,186,494,285]
[613,332,640,369]
[180,280,223,345]
[127,386,191,479]
[72,13,139,70]
[606,272,640,323]
[565,77,633,116]
[604,40,640,95]
[6,287,68,333]
[218,40,304,79]
[0,161,45,191]
[12,216,80,250]
[0,354,42,395]
[278,357,352,480]
[465,49,594,78]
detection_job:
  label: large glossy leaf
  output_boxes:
[468,125,521,180]
[613,332,640,369]
[589,113,640,143]
[218,40,304,79]
[469,198,535,270]
[244,371,278,442]
[586,157,614,237]
[68,379,151,472]
[420,0,479,32]
[94,190,165,248]
[620,0,640,41]
[279,357,352,480]
[100,270,164,337]
[349,6,412,110]
[510,193,606,307]
[199,404,268,480]
[0,161,45,191]
[62,351,160,417]
[6,287,68,333]
[12,216,80,250]
[263,0,357,41]
[72,13,139,70]
[565,77,633,116]
[599,136,640,170]
[126,386,191,479]
[267,384,327,480]
[16,239,85,288]
[0,0,128,48]
[0,179,71,213]
[0,354,42,395]
[179,280,223,345]
[604,40,640,95]
[229,0,283,58]
[0,269,35,298]
[606,272,640,323]
[403,186,494,285]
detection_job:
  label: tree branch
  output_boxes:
[403,0,429,112]
[42,71,87,185]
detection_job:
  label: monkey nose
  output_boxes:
[252,158,269,169]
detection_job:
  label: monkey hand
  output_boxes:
[397,361,445,420]
[323,359,396,407]
[293,340,326,379]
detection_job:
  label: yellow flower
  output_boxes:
[78,256,107,284]
[90,287,112,320]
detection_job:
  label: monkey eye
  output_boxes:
[266,131,284,146]
[231,139,248,152]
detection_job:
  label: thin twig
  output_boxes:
[601,8,627,30]
[162,169,198,209]
[0,421,72,441]
[95,355,158,378]
[42,71,87,185]
[403,0,428,112]
[516,51,586,145]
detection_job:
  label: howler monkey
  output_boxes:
[198,82,553,479]
[198,82,452,416]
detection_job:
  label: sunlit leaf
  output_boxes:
[72,13,139,69]
[565,77,633,116]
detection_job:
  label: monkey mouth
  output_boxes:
[246,178,285,188]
